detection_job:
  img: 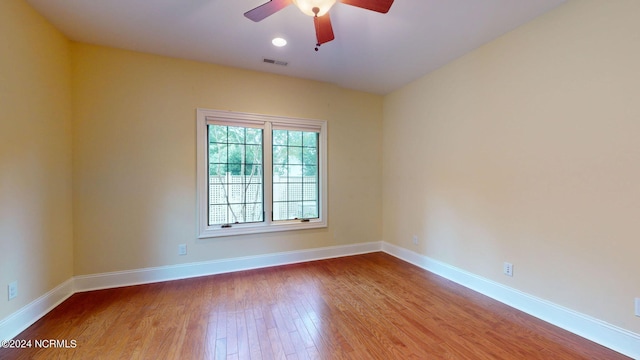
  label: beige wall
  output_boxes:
[383,0,640,333]
[0,1,73,319]
[71,44,383,275]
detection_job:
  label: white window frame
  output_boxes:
[197,108,328,238]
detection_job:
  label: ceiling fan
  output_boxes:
[244,0,395,51]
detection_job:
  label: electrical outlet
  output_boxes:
[635,298,640,317]
[8,281,17,300]
[412,235,418,245]
[503,262,514,277]
[178,244,187,256]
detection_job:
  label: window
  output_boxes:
[197,109,327,238]
[272,129,319,221]
[207,124,264,225]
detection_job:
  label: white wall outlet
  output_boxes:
[412,235,418,245]
[8,281,17,300]
[178,244,187,256]
[635,298,640,317]
[503,262,514,277]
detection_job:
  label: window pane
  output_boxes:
[288,202,303,219]
[245,183,262,201]
[246,202,263,222]
[302,203,317,218]
[273,146,287,165]
[228,163,241,175]
[246,167,261,180]
[209,205,228,225]
[209,184,225,203]
[228,144,242,163]
[273,184,288,202]
[246,128,262,145]
[208,124,264,225]
[245,145,262,165]
[303,148,317,166]
[229,203,245,222]
[303,132,317,147]
[273,130,287,145]
[209,143,227,164]
[303,165,317,177]
[303,186,317,201]
[289,183,303,201]
[289,165,302,176]
[209,163,227,176]
[288,147,302,165]
[227,126,245,144]
[209,125,227,143]
[273,165,288,178]
[229,183,244,202]
[273,202,286,221]
[272,129,319,221]
[288,131,302,146]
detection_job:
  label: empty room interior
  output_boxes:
[1,0,639,358]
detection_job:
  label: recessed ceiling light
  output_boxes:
[272,37,287,47]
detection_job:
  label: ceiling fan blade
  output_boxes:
[340,0,394,13]
[314,13,335,46]
[244,0,292,22]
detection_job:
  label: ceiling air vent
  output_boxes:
[263,58,288,66]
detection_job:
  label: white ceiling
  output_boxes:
[26,0,566,94]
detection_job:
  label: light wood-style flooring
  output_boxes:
[0,252,630,359]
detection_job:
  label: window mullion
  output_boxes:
[263,121,273,226]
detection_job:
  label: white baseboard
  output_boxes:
[0,278,74,341]
[74,241,382,292]
[381,242,640,359]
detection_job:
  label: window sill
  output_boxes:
[198,219,327,238]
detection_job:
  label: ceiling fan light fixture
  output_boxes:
[292,0,337,17]
[272,37,287,47]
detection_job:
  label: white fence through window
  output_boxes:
[209,173,318,225]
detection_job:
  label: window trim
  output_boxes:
[196,108,327,238]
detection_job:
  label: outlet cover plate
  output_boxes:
[178,244,187,256]
[635,298,640,317]
[503,262,514,277]
[8,281,17,300]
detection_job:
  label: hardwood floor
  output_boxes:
[0,252,630,359]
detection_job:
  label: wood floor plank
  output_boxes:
[203,313,219,360]
[0,252,631,359]
[243,309,262,359]
[254,314,274,360]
